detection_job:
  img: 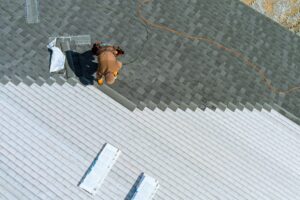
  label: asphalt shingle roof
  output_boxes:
[1,1,300,198]
[0,82,300,199]
[0,0,300,120]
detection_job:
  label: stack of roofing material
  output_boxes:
[131,174,159,200]
[79,143,121,195]
[0,82,299,199]
[25,0,39,24]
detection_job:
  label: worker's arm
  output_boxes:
[113,46,125,57]
[117,61,122,70]
[96,55,106,80]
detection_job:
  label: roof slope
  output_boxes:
[0,0,300,119]
[1,82,299,200]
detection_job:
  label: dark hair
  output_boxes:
[116,46,125,56]
[91,43,101,55]
[92,43,125,56]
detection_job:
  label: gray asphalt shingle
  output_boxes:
[0,0,300,120]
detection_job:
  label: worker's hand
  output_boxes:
[113,50,118,56]
[115,46,125,56]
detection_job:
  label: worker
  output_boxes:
[92,41,125,85]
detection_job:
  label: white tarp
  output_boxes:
[47,38,65,73]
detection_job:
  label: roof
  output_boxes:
[0,0,300,122]
[1,1,300,199]
[1,82,300,200]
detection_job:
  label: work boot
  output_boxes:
[97,78,104,85]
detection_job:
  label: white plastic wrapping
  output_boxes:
[47,38,65,73]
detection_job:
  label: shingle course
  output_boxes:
[1,0,300,121]
[1,83,300,200]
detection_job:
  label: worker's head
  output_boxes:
[91,43,101,55]
[105,72,116,85]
